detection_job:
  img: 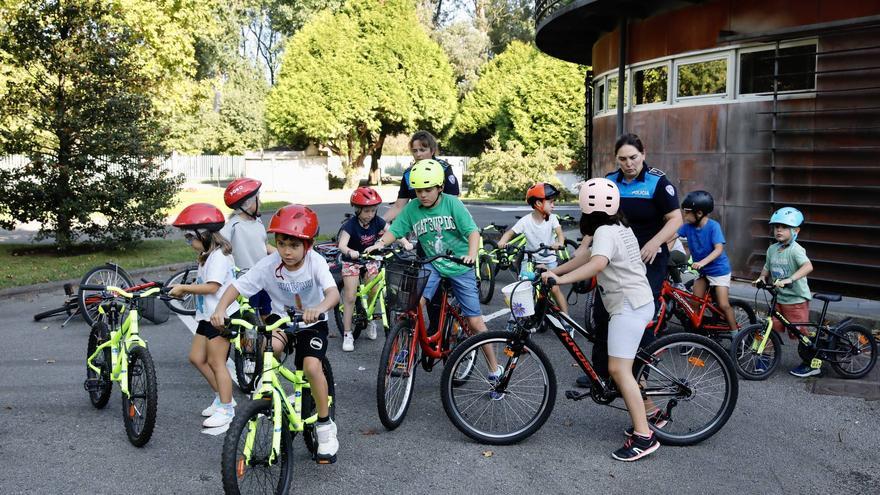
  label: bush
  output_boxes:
[466,140,570,200]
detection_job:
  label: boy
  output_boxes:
[211,204,341,463]
[365,159,502,394]
[753,207,815,377]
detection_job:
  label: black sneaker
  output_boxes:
[624,409,668,436]
[612,432,659,462]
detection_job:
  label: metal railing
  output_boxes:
[535,0,574,25]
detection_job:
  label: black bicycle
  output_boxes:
[440,264,739,446]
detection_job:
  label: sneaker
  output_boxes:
[342,333,354,352]
[576,374,591,389]
[487,364,504,400]
[612,432,659,461]
[624,409,669,436]
[315,419,339,464]
[202,404,235,428]
[366,321,378,340]
[754,357,769,373]
[790,363,821,378]
[202,397,236,417]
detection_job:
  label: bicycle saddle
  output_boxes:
[813,292,841,303]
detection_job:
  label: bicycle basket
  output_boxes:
[385,262,430,312]
[138,296,170,324]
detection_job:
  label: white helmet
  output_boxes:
[579,178,620,215]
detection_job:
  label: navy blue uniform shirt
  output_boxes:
[605,165,680,248]
[397,157,460,200]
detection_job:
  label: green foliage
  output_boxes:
[267,0,457,185]
[0,0,182,250]
[466,140,569,200]
[485,0,534,55]
[453,41,585,161]
[677,59,727,97]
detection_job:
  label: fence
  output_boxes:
[0,154,246,182]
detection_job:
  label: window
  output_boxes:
[634,65,668,105]
[676,58,727,98]
[739,44,817,95]
[607,74,628,110]
[594,80,606,114]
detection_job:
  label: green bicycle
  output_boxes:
[221,310,335,494]
[332,252,390,342]
[83,282,176,447]
[477,235,578,305]
[230,292,263,394]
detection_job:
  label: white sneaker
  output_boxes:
[315,419,338,464]
[202,404,235,428]
[201,397,236,417]
[366,321,378,340]
[342,333,355,352]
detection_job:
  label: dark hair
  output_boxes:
[198,231,233,265]
[275,233,306,246]
[410,130,438,153]
[614,133,645,154]
[580,211,630,237]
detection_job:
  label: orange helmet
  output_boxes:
[350,186,382,207]
[526,182,560,217]
[267,204,319,242]
[224,178,262,209]
[173,203,225,232]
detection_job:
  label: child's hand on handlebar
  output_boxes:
[461,255,476,265]
[168,284,187,298]
[691,261,704,271]
[347,250,360,260]
[541,271,560,285]
[773,278,792,288]
[364,243,381,254]
[400,238,414,251]
[302,307,322,324]
[498,241,508,249]
[550,242,562,250]
[210,310,226,329]
[751,276,764,286]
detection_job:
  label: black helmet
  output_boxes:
[682,190,714,215]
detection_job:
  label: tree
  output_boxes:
[267,0,457,186]
[0,0,181,250]
[485,0,534,55]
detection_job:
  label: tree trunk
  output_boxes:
[368,131,386,185]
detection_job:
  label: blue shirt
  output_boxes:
[677,219,731,277]
[339,215,386,253]
[607,165,679,248]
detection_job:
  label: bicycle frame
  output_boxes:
[655,281,735,334]
[339,259,388,330]
[399,281,467,365]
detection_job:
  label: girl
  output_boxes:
[543,178,659,461]
[170,203,240,429]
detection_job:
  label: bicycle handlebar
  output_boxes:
[375,246,472,266]
[225,311,327,333]
[80,283,182,301]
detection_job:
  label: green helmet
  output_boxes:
[408,159,445,189]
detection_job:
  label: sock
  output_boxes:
[221,401,234,411]
[317,415,330,424]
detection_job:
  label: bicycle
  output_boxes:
[163,264,198,316]
[332,252,391,342]
[220,310,336,494]
[478,236,578,305]
[83,282,178,447]
[78,263,135,326]
[440,269,739,446]
[376,249,479,430]
[229,290,264,394]
[730,281,876,380]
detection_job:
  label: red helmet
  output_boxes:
[526,182,560,205]
[173,203,225,232]
[350,186,382,207]
[224,178,262,209]
[267,204,319,241]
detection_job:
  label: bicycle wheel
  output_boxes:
[376,320,419,430]
[441,331,557,445]
[164,265,198,316]
[636,333,738,446]
[477,253,495,304]
[303,358,336,455]
[78,264,134,326]
[582,287,597,336]
[730,323,782,380]
[442,315,476,387]
[122,345,158,447]
[351,298,367,341]
[85,319,112,408]
[221,399,293,495]
[233,311,264,394]
[829,324,877,379]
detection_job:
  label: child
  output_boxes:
[210,204,341,463]
[543,178,659,462]
[497,182,573,332]
[337,186,386,351]
[221,178,275,317]
[365,159,502,394]
[676,190,739,335]
[753,207,815,377]
[168,203,240,429]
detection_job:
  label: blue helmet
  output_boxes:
[769,207,803,228]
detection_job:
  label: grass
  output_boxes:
[0,240,195,290]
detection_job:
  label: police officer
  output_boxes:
[383,130,459,222]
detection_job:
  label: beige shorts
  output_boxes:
[705,273,731,288]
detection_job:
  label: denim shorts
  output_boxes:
[421,263,481,317]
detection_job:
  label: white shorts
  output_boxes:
[607,299,654,359]
[706,273,731,288]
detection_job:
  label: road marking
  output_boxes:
[483,308,509,322]
[176,313,239,386]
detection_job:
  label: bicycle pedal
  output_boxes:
[565,390,590,401]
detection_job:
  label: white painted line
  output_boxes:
[176,313,239,386]
[482,308,509,322]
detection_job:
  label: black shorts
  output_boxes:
[196,319,226,340]
[265,314,329,369]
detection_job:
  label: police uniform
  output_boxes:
[397,157,460,200]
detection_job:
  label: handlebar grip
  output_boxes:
[80,284,106,291]
[545,277,557,288]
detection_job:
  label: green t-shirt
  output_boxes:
[764,241,812,304]
[390,193,477,277]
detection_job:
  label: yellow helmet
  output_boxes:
[408,159,445,189]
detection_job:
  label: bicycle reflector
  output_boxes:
[688,356,706,368]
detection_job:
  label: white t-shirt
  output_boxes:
[220,215,269,270]
[512,213,561,265]
[233,250,336,327]
[590,224,653,316]
[196,249,240,321]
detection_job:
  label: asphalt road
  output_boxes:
[2,263,879,494]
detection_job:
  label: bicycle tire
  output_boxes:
[442,314,476,387]
[122,345,158,447]
[164,265,198,316]
[560,238,579,262]
[636,333,738,446]
[730,323,782,380]
[477,253,495,304]
[221,398,293,495]
[829,324,877,379]
[85,319,112,408]
[302,358,336,455]
[352,297,366,341]
[376,320,419,430]
[705,301,757,343]
[233,311,264,394]
[34,302,76,321]
[441,331,556,445]
[78,264,134,327]
[582,287,598,336]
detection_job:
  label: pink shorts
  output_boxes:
[772,301,811,335]
[342,260,380,278]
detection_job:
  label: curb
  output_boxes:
[0,262,193,298]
